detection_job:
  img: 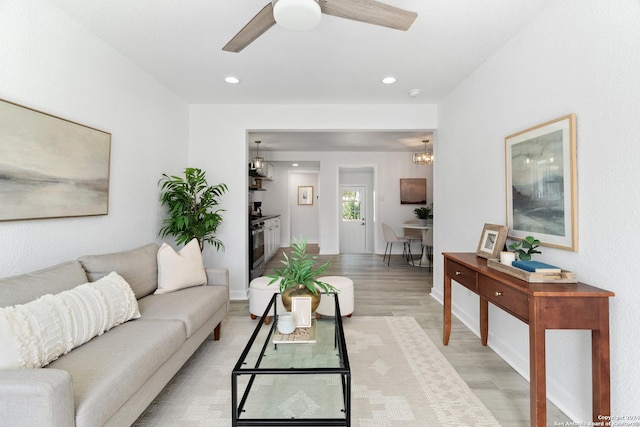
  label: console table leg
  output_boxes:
[443,277,452,345]
[592,300,611,421]
[529,300,547,427]
[480,296,488,346]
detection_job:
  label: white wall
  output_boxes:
[0,0,188,276]
[434,0,640,421]
[289,171,319,243]
[188,105,437,299]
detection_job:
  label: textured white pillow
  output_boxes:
[155,238,207,295]
[0,272,140,369]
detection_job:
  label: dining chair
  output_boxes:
[381,223,411,266]
[419,227,433,270]
[403,219,422,257]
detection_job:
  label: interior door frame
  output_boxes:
[337,165,376,254]
[338,184,368,253]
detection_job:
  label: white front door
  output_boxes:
[339,186,367,253]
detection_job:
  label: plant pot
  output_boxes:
[419,219,429,226]
[281,284,321,312]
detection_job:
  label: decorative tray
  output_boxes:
[273,320,317,344]
[487,259,577,283]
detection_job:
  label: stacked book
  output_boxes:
[511,260,561,273]
[487,258,577,283]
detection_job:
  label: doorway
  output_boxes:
[339,186,367,253]
[338,166,374,253]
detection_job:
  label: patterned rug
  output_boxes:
[134,316,500,426]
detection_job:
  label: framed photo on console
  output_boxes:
[476,223,508,259]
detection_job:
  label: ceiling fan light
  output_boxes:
[273,0,321,31]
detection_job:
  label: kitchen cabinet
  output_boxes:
[263,216,281,262]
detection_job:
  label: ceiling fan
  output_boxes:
[223,0,418,53]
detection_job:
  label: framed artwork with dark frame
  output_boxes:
[400,178,427,204]
[297,186,313,205]
[505,114,577,251]
[476,223,508,259]
[0,98,111,222]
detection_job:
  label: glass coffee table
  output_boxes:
[232,292,351,426]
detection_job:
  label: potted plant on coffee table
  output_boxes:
[267,238,337,312]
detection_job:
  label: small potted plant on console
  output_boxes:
[508,235,541,261]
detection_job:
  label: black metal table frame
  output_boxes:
[231,292,351,426]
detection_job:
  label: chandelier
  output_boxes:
[252,140,264,169]
[412,140,433,165]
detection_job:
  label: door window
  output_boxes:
[342,190,362,221]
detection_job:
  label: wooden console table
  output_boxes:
[443,252,614,427]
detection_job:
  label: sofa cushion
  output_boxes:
[137,285,228,338]
[155,239,207,294]
[0,272,140,369]
[0,261,88,308]
[47,318,185,427]
[79,243,159,299]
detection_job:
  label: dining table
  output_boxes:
[402,223,431,268]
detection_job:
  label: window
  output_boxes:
[342,190,362,221]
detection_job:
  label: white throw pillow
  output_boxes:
[0,272,140,369]
[155,238,207,295]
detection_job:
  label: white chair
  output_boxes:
[419,227,433,270]
[381,223,411,266]
[403,219,422,258]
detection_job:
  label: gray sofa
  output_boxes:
[0,243,229,427]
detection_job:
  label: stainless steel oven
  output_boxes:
[250,221,265,280]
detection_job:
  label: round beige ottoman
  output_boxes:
[249,276,284,324]
[316,276,354,318]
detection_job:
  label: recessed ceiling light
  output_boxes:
[224,76,240,84]
[381,76,397,85]
[292,163,299,167]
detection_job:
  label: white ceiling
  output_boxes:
[48,0,550,152]
[248,130,432,152]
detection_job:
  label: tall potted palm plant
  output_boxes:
[158,167,228,251]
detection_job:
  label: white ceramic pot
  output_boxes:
[277,313,296,334]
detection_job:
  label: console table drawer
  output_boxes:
[446,260,478,292]
[479,277,529,322]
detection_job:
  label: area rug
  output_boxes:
[134,316,499,426]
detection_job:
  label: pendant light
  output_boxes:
[252,140,264,170]
[413,140,434,165]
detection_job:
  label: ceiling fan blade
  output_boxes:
[320,0,417,31]
[223,3,276,52]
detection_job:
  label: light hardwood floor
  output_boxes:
[228,245,571,427]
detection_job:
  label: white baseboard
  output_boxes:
[433,289,587,422]
[229,290,248,301]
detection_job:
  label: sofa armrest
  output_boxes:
[205,267,229,288]
[0,369,74,427]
